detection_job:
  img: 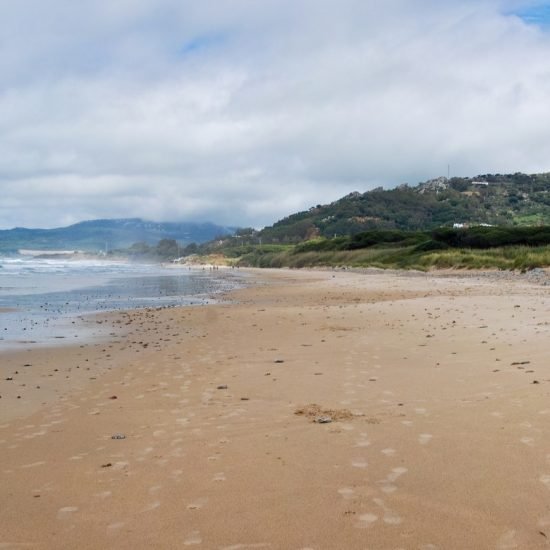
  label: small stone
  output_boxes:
[109,395,118,399]
[533,380,540,384]
[274,359,285,364]
[111,433,126,440]
[217,385,228,390]
[315,416,333,424]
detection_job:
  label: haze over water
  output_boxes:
[0,256,239,350]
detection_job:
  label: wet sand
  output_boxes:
[0,268,549,549]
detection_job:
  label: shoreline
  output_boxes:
[1,267,549,548]
[0,265,246,353]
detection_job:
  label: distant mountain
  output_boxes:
[258,172,550,243]
[0,218,236,253]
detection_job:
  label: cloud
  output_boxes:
[1,0,550,229]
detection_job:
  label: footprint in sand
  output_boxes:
[539,474,550,489]
[373,498,402,525]
[352,459,368,468]
[355,513,378,529]
[187,498,208,510]
[143,501,161,511]
[380,483,397,494]
[184,531,202,545]
[383,513,403,525]
[538,513,550,528]
[418,434,433,445]
[379,467,408,493]
[213,472,226,482]
[170,447,185,458]
[496,529,519,549]
[520,422,533,429]
[520,437,535,446]
[381,448,396,456]
[20,461,46,469]
[387,467,408,482]
[338,487,355,500]
[57,506,78,519]
[69,454,87,461]
[107,521,125,534]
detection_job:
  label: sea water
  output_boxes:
[0,256,241,350]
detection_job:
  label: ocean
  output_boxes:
[0,256,241,350]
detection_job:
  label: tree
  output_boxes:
[183,242,198,255]
[155,239,181,259]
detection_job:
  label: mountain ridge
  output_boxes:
[0,218,236,254]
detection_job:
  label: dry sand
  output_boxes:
[0,268,549,549]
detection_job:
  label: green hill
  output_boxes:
[259,172,550,243]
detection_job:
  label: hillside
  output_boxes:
[258,172,550,243]
[0,218,235,254]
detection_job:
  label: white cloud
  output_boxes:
[1,0,550,229]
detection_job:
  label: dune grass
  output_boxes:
[236,244,550,271]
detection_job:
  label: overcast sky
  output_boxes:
[1,0,550,229]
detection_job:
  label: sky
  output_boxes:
[1,0,550,230]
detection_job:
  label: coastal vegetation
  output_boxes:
[193,226,550,271]
[178,172,550,271]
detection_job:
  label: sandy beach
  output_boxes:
[1,268,549,549]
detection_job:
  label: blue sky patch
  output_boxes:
[180,32,228,56]
[513,2,550,26]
